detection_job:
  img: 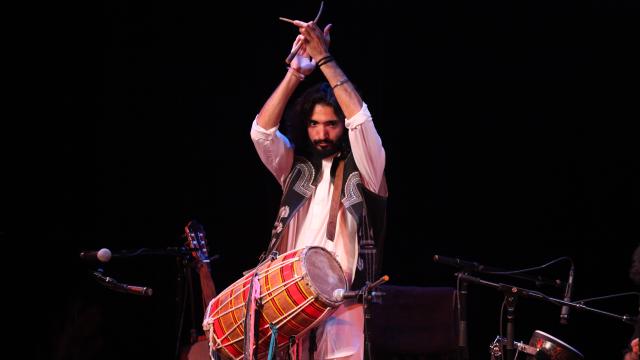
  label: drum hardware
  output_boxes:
[433,255,566,360]
[458,271,574,360]
[453,272,634,360]
[434,255,638,359]
[489,335,543,360]
[527,330,583,360]
[489,330,584,360]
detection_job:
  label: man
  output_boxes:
[250,20,387,359]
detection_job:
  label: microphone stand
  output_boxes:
[184,255,198,345]
[503,291,517,360]
[174,255,185,359]
[433,255,564,289]
[456,272,637,360]
[91,245,220,360]
[457,273,470,360]
[109,246,203,359]
[173,246,221,360]
[359,275,389,360]
[434,255,566,360]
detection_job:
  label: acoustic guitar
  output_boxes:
[182,220,218,360]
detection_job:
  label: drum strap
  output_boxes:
[308,328,318,358]
[288,336,298,360]
[326,159,345,241]
[243,273,261,359]
[286,330,316,360]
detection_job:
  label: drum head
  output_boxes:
[303,247,347,307]
[528,330,584,360]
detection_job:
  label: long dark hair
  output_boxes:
[283,82,350,159]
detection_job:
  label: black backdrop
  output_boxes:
[15,0,639,359]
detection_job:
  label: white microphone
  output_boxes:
[80,248,112,263]
[560,265,574,324]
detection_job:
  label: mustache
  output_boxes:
[312,139,335,146]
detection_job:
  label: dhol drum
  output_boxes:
[203,246,347,359]
[527,330,584,360]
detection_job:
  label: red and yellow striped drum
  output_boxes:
[203,246,347,359]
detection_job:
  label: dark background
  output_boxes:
[12,0,639,359]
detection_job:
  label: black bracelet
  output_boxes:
[317,55,335,68]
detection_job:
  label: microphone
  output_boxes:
[92,271,153,296]
[433,255,485,272]
[114,283,153,296]
[333,288,362,302]
[332,288,385,302]
[333,275,390,302]
[80,248,112,263]
[560,265,574,324]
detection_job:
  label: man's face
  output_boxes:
[307,104,345,158]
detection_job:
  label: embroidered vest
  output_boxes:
[264,153,387,289]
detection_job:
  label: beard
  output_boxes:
[310,139,340,158]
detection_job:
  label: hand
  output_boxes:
[293,21,332,65]
[289,35,316,76]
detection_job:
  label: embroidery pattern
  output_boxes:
[284,161,315,198]
[342,172,363,208]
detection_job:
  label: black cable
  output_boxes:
[575,292,640,304]
[484,256,573,276]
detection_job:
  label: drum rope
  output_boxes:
[214,296,318,348]
[267,323,278,360]
[208,275,304,322]
[212,257,301,314]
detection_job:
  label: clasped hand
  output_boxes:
[288,21,332,76]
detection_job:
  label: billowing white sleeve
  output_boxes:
[345,103,386,195]
[250,118,294,186]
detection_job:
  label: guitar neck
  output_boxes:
[197,262,217,305]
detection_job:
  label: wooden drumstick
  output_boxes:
[278,17,296,25]
[284,1,324,64]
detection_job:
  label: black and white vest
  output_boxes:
[264,152,387,289]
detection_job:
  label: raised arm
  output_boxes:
[251,37,320,185]
[294,21,362,118]
[256,36,315,130]
[295,21,386,194]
